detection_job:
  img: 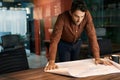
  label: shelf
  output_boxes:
[101,25,120,27]
[85,0,120,46]
[93,15,120,18]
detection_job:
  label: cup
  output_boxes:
[111,55,120,63]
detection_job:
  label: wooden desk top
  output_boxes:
[0,68,120,80]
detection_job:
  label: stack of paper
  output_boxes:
[45,59,120,77]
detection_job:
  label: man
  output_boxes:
[45,0,111,70]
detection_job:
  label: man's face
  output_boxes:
[71,10,85,25]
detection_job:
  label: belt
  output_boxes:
[60,39,81,44]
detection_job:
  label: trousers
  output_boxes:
[57,39,82,62]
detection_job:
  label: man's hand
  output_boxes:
[95,58,112,65]
[44,60,58,71]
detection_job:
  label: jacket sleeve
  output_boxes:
[48,14,64,60]
[85,11,100,59]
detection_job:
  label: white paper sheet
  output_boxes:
[45,59,120,78]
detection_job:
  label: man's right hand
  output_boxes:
[44,60,58,71]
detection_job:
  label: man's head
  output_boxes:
[71,0,87,13]
[70,0,87,25]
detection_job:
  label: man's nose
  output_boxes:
[77,18,81,22]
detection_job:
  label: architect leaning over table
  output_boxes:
[45,0,112,70]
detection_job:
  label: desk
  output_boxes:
[0,68,120,80]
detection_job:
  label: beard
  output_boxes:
[74,21,81,26]
[76,22,81,25]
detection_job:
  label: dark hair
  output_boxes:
[71,0,87,13]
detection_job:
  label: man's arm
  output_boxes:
[85,11,112,65]
[85,11,100,60]
[45,14,64,70]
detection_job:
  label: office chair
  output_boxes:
[1,34,24,51]
[88,39,113,57]
[0,47,29,74]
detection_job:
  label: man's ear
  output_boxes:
[69,11,72,16]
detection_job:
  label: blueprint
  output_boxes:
[45,59,120,77]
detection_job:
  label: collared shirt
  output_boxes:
[48,10,100,60]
